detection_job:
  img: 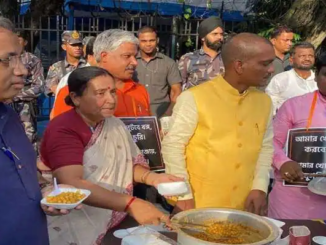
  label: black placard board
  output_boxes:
[120,117,165,171]
[284,128,326,187]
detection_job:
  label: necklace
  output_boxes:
[140,58,159,74]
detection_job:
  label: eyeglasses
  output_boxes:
[0,55,23,68]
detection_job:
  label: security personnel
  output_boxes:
[45,30,86,95]
[178,16,225,90]
[11,30,44,147]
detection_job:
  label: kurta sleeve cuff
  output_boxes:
[251,174,270,193]
[252,105,273,194]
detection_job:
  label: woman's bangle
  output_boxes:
[124,196,136,212]
[140,170,151,184]
[144,172,153,185]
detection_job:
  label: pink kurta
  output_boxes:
[269,91,326,219]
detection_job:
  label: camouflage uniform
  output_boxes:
[45,58,86,94]
[45,30,86,94]
[11,51,45,144]
[178,49,225,90]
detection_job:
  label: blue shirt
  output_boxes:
[0,103,49,245]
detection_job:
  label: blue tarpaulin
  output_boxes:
[222,10,244,22]
[20,2,31,15]
[64,0,245,21]
[19,0,245,21]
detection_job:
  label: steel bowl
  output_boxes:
[171,208,281,245]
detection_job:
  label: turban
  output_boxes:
[198,16,223,39]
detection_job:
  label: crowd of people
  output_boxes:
[1,13,326,245]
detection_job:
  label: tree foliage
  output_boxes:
[282,0,326,47]
[29,0,65,20]
[252,0,296,26]
[252,0,326,48]
[0,0,19,17]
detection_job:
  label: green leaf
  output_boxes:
[206,0,212,9]
[184,13,190,19]
[185,7,192,13]
[293,33,301,42]
[185,37,194,47]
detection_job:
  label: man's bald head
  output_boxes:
[221,33,275,88]
[221,33,272,68]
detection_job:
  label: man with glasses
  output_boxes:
[45,30,86,95]
[0,17,80,245]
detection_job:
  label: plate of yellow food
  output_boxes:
[40,188,91,209]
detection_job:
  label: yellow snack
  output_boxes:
[191,221,264,244]
[46,191,86,204]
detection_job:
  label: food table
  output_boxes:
[102,216,326,245]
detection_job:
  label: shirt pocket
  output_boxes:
[150,69,167,87]
[249,123,267,152]
[134,100,150,116]
[15,157,40,201]
[11,141,40,201]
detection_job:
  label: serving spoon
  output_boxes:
[170,221,237,240]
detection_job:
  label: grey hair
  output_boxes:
[0,16,15,32]
[94,29,139,62]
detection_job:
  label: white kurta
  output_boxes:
[266,69,317,115]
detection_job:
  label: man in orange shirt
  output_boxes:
[94,29,150,117]
[52,29,150,119]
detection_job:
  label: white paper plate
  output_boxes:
[114,227,140,239]
[114,225,170,239]
[157,182,188,196]
[313,236,326,245]
[40,188,91,210]
[264,217,286,228]
[122,234,171,245]
[308,177,326,196]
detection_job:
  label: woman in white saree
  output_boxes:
[41,67,181,245]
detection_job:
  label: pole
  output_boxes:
[220,0,224,20]
[171,16,178,60]
[68,3,74,30]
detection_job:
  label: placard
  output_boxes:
[285,128,326,187]
[120,117,165,171]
